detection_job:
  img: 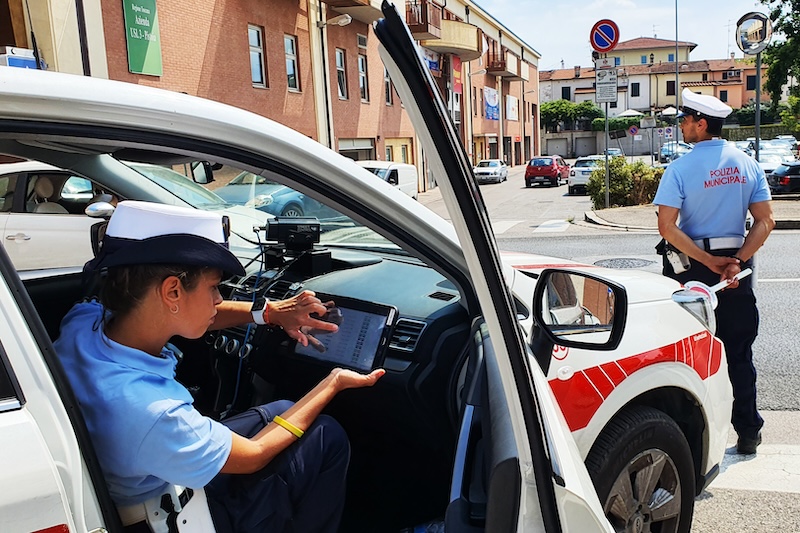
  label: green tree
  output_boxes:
[540,100,573,132]
[572,100,604,122]
[780,95,800,133]
[763,1,800,107]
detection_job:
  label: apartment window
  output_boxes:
[248,25,267,87]
[561,86,570,100]
[401,145,408,163]
[668,53,675,62]
[358,54,369,101]
[284,35,300,91]
[641,55,647,64]
[385,146,393,161]
[473,86,477,116]
[702,73,708,81]
[631,82,640,97]
[666,80,676,96]
[335,49,347,99]
[720,90,728,103]
[384,68,393,105]
[747,75,757,91]
[610,101,617,108]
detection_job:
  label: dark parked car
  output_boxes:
[659,141,693,163]
[525,155,570,187]
[215,171,337,218]
[767,162,800,194]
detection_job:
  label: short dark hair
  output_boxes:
[704,117,724,136]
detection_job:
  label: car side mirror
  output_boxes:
[191,161,216,184]
[531,269,628,371]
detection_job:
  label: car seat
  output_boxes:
[30,176,68,214]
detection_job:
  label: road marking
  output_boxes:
[711,445,800,494]
[492,220,523,234]
[757,278,800,283]
[533,220,570,233]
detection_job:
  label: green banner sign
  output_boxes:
[123,0,162,76]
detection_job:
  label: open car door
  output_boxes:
[375,3,614,531]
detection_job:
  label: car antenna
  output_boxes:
[23,0,43,70]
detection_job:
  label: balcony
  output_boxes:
[321,0,382,24]
[420,20,482,61]
[488,48,524,80]
[406,0,441,40]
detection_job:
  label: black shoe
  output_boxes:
[736,432,762,455]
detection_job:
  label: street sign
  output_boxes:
[594,57,618,70]
[657,128,664,137]
[628,125,639,136]
[640,116,657,129]
[665,126,674,139]
[590,19,620,53]
[595,68,618,103]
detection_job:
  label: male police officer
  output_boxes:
[654,88,774,455]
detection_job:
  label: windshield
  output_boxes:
[477,160,500,167]
[127,162,231,208]
[203,166,400,252]
[574,159,601,168]
[362,167,389,180]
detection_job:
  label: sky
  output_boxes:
[474,0,776,71]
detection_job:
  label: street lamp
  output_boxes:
[316,14,352,28]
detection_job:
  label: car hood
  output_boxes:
[499,250,682,304]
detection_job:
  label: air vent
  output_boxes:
[357,33,367,48]
[266,279,299,299]
[428,291,456,301]
[390,319,426,353]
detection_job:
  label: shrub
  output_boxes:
[587,158,664,210]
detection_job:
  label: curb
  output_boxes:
[583,211,656,231]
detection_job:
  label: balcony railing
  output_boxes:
[406,0,441,40]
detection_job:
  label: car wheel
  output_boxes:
[550,178,557,187]
[280,204,304,217]
[585,406,694,533]
[526,180,532,188]
[568,186,575,195]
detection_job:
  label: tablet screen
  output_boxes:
[293,295,396,372]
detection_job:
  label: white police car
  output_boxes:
[0,5,730,532]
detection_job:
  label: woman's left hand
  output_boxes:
[269,290,339,346]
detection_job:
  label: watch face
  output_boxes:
[252,297,268,310]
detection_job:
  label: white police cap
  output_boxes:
[677,88,732,119]
[85,200,245,276]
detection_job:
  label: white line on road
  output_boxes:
[533,220,570,233]
[757,278,800,283]
[491,220,524,235]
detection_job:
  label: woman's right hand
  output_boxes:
[330,367,385,391]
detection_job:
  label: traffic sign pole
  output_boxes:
[590,19,619,209]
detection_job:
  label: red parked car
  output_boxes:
[525,155,570,187]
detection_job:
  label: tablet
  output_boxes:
[293,294,397,372]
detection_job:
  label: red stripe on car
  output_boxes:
[550,334,723,431]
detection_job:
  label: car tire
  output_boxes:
[526,180,532,188]
[568,186,575,195]
[280,204,304,217]
[585,405,694,533]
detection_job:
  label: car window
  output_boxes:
[574,159,600,168]
[476,161,498,168]
[126,163,231,208]
[531,158,553,166]
[0,174,15,213]
[228,172,276,186]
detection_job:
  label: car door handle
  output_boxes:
[6,233,31,241]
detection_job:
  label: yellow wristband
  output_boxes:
[273,415,304,439]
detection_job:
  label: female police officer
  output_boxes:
[654,89,774,455]
[55,200,384,532]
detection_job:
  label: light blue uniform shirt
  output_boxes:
[654,139,770,240]
[55,301,232,506]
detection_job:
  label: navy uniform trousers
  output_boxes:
[663,250,764,440]
[205,400,350,533]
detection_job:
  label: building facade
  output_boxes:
[1,0,543,194]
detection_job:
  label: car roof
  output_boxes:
[0,160,61,173]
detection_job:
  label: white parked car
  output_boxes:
[0,6,731,532]
[356,160,419,199]
[0,160,269,271]
[568,155,605,195]
[473,159,508,183]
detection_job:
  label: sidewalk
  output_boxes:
[585,198,800,231]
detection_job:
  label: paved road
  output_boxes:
[419,167,800,531]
